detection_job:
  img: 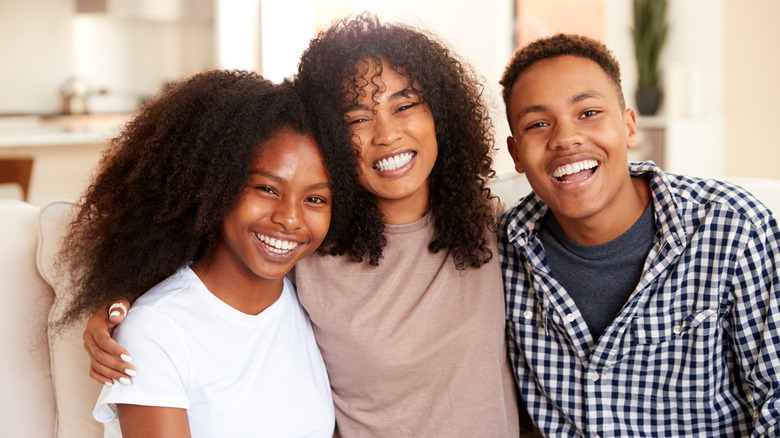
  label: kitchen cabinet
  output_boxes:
[0,114,130,206]
[76,0,212,22]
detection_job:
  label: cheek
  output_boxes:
[416,127,438,162]
[307,211,332,246]
[419,119,437,144]
[319,209,332,231]
[515,141,542,167]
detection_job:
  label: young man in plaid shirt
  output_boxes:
[498,33,780,437]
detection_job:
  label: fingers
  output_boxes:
[89,364,113,386]
[85,344,134,386]
[83,301,136,385]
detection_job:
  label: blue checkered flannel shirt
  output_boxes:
[499,162,780,437]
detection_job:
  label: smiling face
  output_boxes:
[342,58,438,224]
[506,55,647,244]
[212,128,332,291]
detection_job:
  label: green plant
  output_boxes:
[632,0,668,90]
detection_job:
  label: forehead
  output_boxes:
[509,55,618,109]
[256,129,322,166]
[342,57,414,101]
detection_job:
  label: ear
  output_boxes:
[623,107,638,149]
[506,136,525,174]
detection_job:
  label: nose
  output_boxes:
[372,112,402,146]
[550,119,583,150]
[271,197,302,230]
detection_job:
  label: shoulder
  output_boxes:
[132,267,199,308]
[114,273,205,362]
[631,162,774,229]
[663,172,773,226]
[122,267,201,330]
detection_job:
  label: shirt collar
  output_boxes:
[633,161,687,253]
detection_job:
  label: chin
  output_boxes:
[549,201,602,222]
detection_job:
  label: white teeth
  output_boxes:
[374,152,415,172]
[255,233,298,254]
[552,159,599,179]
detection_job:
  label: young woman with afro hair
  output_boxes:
[82,13,537,437]
[58,70,343,437]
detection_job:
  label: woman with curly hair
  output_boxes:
[82,13,534,437]
[58,70,337,437]
[284,13,525,437]
[285,14,528,437]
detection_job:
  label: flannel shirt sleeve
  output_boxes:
[731,213,780,437]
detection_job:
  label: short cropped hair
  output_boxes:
[500,33,625,113]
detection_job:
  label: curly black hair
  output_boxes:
[500,33,625,126]
[57,69,348,326]
[295,12,497,269]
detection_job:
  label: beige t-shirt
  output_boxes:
[294,213,520,437]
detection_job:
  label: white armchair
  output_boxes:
[0,200,103,438]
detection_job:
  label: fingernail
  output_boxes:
[120,354,133,362]
[119,377,131,385]
[104,381,114,387]
[125,368,138,377]
[110,310,121,317]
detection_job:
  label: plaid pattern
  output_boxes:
[499,162,780,437]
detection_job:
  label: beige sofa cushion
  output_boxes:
[0,200,57,437]
[37,201,104,438]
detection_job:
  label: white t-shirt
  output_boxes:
[93,266,334,438]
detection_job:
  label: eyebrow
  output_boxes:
[250,170,331,191]
[515,90,604,120]
[342,87,418,113]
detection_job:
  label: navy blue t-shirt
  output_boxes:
[539,202,656,342]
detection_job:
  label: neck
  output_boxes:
[191,257,283,316]
[375,185,430,225]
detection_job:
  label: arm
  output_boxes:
[92,304,192,433]
[117,404,190,438]
[731,216,780,437]
[83,298,136,384]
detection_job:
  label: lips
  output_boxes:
[552,159,599,183]
[372,151,415,172]
[253,232,299,255]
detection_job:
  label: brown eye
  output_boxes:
[526,121,549,130]
[347,117,369,125]
[581,110,599,118]
[306,196,327,204]
[256,186,277,195]
[397,102,418,112]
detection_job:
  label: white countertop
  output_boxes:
[0,114,131,148]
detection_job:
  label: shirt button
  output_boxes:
[523,310,533,319]
[566,313,576,322]
[673,324,682,334]
[588,372,600,382]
